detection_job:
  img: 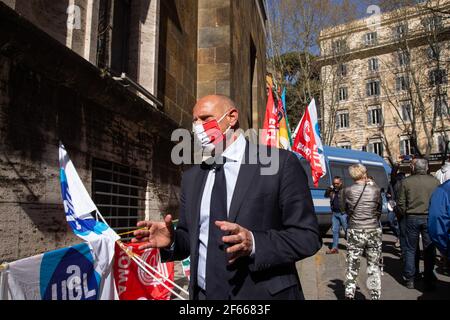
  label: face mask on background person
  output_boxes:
[193,110,232,153]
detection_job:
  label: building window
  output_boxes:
[400,136,415,156]
[430,69,448,86]
[437,134,450,153]
[394,24,408,39]
[396,75,409,92]
[435,94,449,117]
[92,158,146,235]
[398,51,409,66]
[337,64,347,77]
[368,140,383,156]
[332,39,347,54]
[427,45,441,61]
[364,32,378,46]
[97,0,132,75]
[368,106,383,126]
[423,16,443,32]
[336,111,350,129]
[366,80,381,97]
[338,87,348,101]
[401,103,413,122]
[368,58,379,72]
[337,142,352,149]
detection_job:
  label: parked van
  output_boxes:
[296,146,392,235]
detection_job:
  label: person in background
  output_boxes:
[386,173,401,248]
[397,158,440,290]
[429,162,450,275]
[344,164,383,300]
[324,176,347,254]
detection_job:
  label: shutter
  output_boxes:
[368,109,372,125]
[336,114,340,129]
[366,83,370,96]
[400,140,405,155]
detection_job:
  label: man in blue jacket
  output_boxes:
[428,179,450,261]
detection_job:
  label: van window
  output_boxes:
[329,161,355,188]
[299,159,330,189]
[366,165,389,191]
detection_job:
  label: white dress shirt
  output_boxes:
[197,134,255,290]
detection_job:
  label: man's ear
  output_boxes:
[228,108,239,127]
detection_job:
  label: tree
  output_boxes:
[265,0,358,142]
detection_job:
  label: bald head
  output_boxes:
[193,95,240,132]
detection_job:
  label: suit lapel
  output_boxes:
[228,142,260,223]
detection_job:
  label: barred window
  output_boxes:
[92,159,146,235]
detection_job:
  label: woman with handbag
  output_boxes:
[343,164,383,300]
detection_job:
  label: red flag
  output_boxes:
[114,242,175,300]
[262,87,278,147]
[292,99,326,187]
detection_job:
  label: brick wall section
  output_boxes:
[158,0,198,129]
[230,0,266,130]
[197,0,232,99]
[197,0,267,130]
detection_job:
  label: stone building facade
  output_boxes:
[0,0,267,262]
[319,0,450,170]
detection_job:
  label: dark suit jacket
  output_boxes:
[162,141,322,300]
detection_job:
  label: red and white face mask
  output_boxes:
[193,111,231,152]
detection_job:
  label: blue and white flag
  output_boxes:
[59,144,119,243]
[3,238,116,300]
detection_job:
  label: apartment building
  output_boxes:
[319,0,450,171]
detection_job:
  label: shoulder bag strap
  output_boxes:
[352,183,368,212]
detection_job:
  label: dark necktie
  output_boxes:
[205,157,230,299]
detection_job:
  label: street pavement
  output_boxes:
[297,229,450,300]
[171,228,450,300]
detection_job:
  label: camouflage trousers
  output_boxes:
[344,228,382,300]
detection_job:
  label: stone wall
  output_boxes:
[158,0,198,129]
[0,5,180,261]
[230,0,266,130]
[197,0,266,130]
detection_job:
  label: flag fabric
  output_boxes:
[3,237,115,300]
[59,144,119,243]
[113,242,174,300]
[59,143,119,300]
[262,86,278,147]
[292,99,327,187]
[277,91,291,150]
[281,88,293,146]
[181,258,191,280]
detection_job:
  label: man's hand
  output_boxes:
[215,221,253,265]
[131,215,174,250]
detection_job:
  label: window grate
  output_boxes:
[92,158,146,236]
